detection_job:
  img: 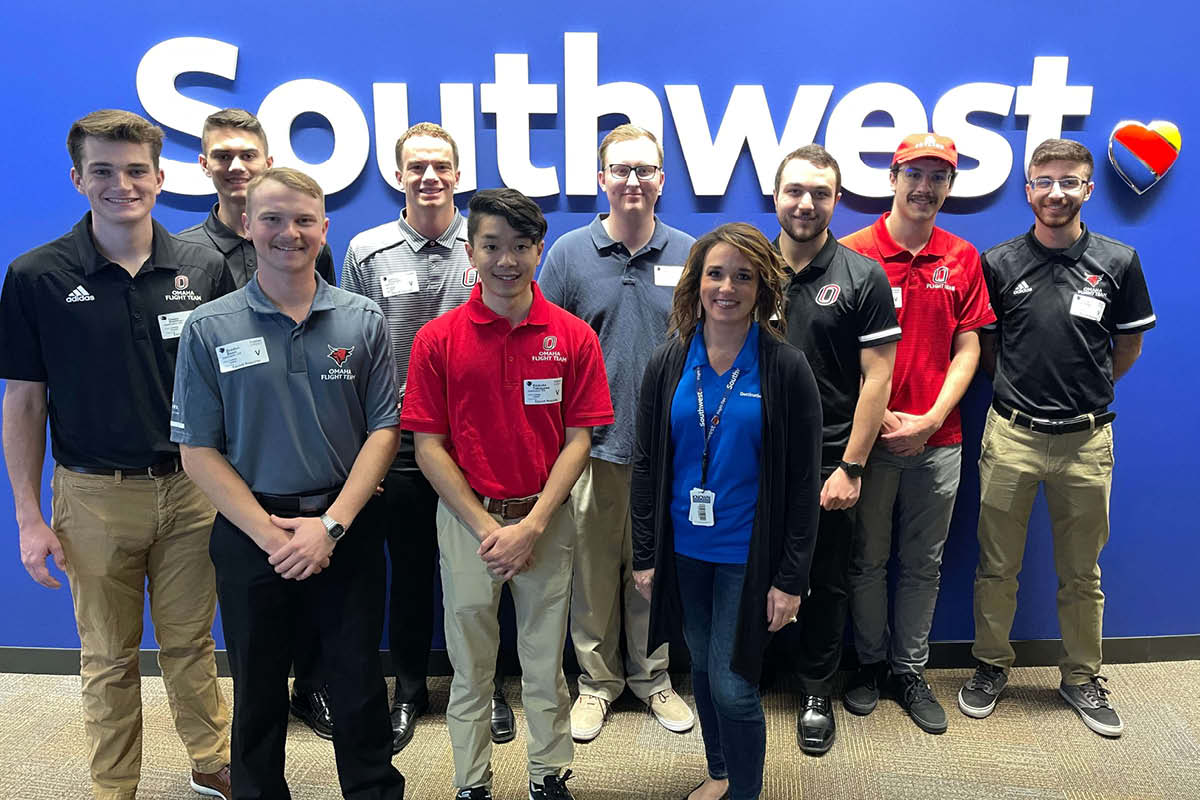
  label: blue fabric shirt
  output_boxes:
[670,323,762,564]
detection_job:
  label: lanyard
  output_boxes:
[696,366,740,487]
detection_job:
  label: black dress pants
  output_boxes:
[795,503,856,697]
[211,512,405,800]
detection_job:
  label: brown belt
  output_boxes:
[62,458,183,480]
[474,491,541,520]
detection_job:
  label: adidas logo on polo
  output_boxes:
[1013,280,1032,295]
[65,285,95,303]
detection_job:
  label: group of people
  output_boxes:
[0,105,1152,800]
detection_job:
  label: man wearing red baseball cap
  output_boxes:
[840,133,995,735]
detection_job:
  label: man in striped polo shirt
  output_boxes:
[342,123,513,752]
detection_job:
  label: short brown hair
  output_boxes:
[668,223,788,341]
[246,167,325,214]
[202,108,269,154]
[1029,138,1094,180]
[598,124,663,168]
[774,144,842,195]
[395,122,459,170]
[67,109,164,172]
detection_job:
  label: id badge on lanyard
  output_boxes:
[689,365,740,528]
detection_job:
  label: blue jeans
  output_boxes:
[675,554,765,800]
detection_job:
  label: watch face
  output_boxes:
[329,524,346,540]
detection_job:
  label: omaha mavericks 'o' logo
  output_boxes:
[543,335,558,350]
[327,345,355,367]
[814,284,841,306]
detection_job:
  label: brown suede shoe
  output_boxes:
[190,765,232,799]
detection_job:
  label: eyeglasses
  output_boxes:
[897,167,953,186]
[1028,176,1088,194]
[607,164,661,181]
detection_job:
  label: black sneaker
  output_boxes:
[958,663,1008,719]
[529,769,575,800]
[843,662,888,716]
[893,671,947,734]
[1059,676,1123,737]
[455,787,492,800]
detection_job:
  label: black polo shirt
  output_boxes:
[777,232,902,467]
[0,213,236,469]
[982,224,1156,418]
[177,202,336,288]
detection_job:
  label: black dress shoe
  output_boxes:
[390,699,427,754]
[290,687,334,740]
[491,690,516,744]
[796,693,835,755]
[680,781,730,800]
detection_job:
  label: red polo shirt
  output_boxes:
[401,281,614,498]
[842,213,995,447]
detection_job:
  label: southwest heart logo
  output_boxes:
[1108,120,1182,195]
[327,345,355,367]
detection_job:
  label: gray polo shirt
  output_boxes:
[170,274,399,494]
[539,215,695,464]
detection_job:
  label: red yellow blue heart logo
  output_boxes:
[1108,120,1182,195]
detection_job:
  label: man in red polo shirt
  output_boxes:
[401,188,613,800]
[840,133,995,735]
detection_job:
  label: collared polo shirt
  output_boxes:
[0,213,234,469]
[401,282,614,499]
[170,275,399,494]
[539,214,695,465]
[982,224,1155,417]
[670,323,762,564]
[777,232,902,467]
[176,202,336,288]
[843,213,996,447]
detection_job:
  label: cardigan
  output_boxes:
[632,327,823,682]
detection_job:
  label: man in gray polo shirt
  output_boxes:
[171,168,405,799]
[539,123,696,741]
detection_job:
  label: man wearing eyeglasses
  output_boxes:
[841,133,995,735]
[958,139,1154,738]
[538,124,696,742]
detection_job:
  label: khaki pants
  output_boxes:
[52,466,231,800]
[569,458,669,701]
[438,499,574,790]
[972,408,1114,684]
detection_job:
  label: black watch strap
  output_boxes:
[837,460,865,479]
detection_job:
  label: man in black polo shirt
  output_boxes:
[177,107,336,288]
[771,145,900,755]
[0,109,233,800]
[958,139,1155,738]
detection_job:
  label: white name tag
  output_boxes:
[216,337,270,373]
[157,310,191,340]
[523,377,563,405]
[892,287,903,308]
[688,488,715,527]
[1069,293,1105,322]
[380,271,419,298]
[654,265,684,287]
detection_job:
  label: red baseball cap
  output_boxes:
[893,133,958,168]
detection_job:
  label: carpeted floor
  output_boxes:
[1,662,1197,799]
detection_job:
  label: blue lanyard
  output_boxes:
[696,366,740,487]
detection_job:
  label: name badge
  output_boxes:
[216,337,270,373]
[523,377,563,405]
[892,287,903,308]
[654,265,684,287]
[380,271,419,298]
[688,488,716,527]
[157,310,192,340]
[1069,293,1105,322]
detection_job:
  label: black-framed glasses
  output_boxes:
[897,167,952,186]
[607,163,661,181]
[1028,176,1088,194]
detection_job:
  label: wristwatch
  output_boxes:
[319,513,346,542]
[837,460,865,479]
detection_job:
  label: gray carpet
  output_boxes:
[1,662,1197,799]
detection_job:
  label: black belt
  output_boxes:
[62,458,183,479]
[253,487,342,515]
[992,399,1115,435]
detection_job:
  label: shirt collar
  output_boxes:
[684,322,760,371]
[201,203,247,256]
[465,280,552,328]
[245,272,337,317]
[1025,223,1091,262]
[773,230,838,278]
[73,213,179,276]
[397,209,467,252]
[871,212,948,260]
[588,214,668,257]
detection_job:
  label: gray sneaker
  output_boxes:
[958,663,1008,719]
[1059,676,1123,737]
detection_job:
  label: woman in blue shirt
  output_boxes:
[632,223,823,800]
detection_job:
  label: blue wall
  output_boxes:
[1,0,1197,652]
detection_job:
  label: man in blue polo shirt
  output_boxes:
[171,167,405,799]
[539,123,696,742]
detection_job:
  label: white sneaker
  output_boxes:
[570,694,609,741]
[646,688,695,732]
